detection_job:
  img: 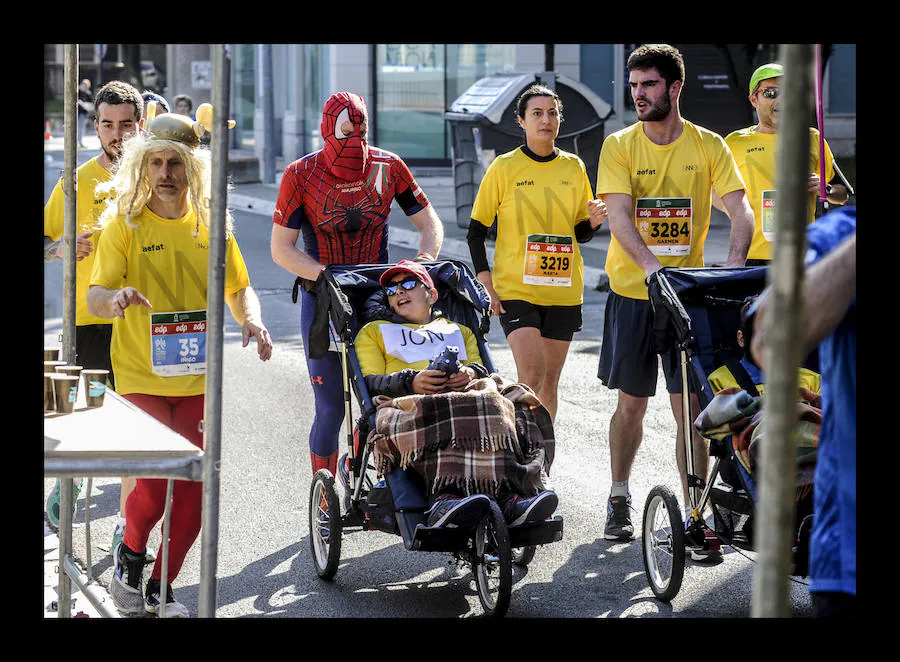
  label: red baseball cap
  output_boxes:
[379,259,435,290]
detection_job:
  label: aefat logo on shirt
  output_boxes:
[516,179,535,187]
[747,146,765,153]
[142,243,165,253]
[379,320,468,365]
[636,168,656,176]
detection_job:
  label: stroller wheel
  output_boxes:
[309,469,342,580]
[511,546,536,566]
[642,485,686,602]
[473,500,512,618]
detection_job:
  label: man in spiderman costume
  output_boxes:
[271,91,444,477]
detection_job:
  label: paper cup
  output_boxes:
[81,369,110,407]
[44,360,66,374]
[44,347,61,362]
[51,374,80,414]
[54,365,84,399]
[44,372,57,412]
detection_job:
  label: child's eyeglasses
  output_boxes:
[384,278,421,296]
[757,87,779,100]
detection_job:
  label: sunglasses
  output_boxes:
[384,278,421,297]
[757,87,779,100]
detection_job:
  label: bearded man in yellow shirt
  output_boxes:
[44,81,148,549]
[594,44,754,556]
[714,62,849,265]
[88,112,273,617]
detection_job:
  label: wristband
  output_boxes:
[413,251,434,263]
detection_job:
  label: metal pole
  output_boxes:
[259,44,276,183]
[56,44,78,619]
[62,44,77,364]
[751,43,813,618]
[198,43,230,619]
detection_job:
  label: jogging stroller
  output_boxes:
[298,259,563,617]
[639,266,818,602]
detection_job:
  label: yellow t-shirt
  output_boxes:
[597,120,746,299]
[43,157,113,326]
[470,147,593,306]
[707,365,821,397]
[356,317,483,377]
[90,207,250,396]
[724,127,836,260]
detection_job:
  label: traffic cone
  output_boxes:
[44,121,52,140]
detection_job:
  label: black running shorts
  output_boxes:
[597,291,685,397]
[498,299,582,342]
[75,323,115,390]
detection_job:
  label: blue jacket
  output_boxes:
[805,207,856,595]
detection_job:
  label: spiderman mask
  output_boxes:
[321,91,370,182]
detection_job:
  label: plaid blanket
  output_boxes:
[370,374,554,497]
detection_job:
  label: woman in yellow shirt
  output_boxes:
[467,84,607,421]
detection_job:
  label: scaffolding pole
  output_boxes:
[62,45,78,364]
[198,43,231,619]
[750,43,814,618]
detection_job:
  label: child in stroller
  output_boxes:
[354,259,559,529]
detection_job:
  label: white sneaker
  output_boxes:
[144,578,190,618]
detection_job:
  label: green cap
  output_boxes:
[749,63,783,95]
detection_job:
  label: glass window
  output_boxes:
[375,44,516,161]
[232,44,257,149]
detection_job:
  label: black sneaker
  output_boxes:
[501,490,559,526]
[425,493,491,529]
[604,494,634,541]
[144,577,190,618]
[110,542,146,614]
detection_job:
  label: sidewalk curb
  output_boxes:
[227,192,610,292]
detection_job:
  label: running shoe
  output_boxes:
[690,528,723,562]
[501,490,559,526]
[110,542,146,615]
[604,494,634,541]
[425,493,491,529]
[144,577,190,618]
[46,478,83,528]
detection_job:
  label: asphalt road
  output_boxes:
[42,145,813,619]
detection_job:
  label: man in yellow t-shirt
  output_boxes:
[88,112,273,618]
[716,63,849,264]
[43,81,145,545]
[594,45,754,554]
[44,81,144,388]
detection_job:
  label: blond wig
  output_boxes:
[96,134,233,238]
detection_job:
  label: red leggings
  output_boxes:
[121,392,204,583]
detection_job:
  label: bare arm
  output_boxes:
[43,230,97,263]
[719,189,753,267]
[751,232,856,369]
[406,204,444,260]
[711,189,728,215]
[605,192,662,277]
[86,284,152,319]
[270,224,325,281]
[225,286,273,361]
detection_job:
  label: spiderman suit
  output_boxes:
[273,92,431,475]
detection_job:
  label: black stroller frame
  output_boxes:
[639,266,815,602]
[301,259,563,617]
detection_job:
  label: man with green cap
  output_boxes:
[714,62,849,264]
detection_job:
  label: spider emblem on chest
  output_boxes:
[318,185,384,235]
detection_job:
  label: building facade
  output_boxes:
[46,44,856,173]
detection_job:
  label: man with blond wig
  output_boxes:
[88,111,273,617]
